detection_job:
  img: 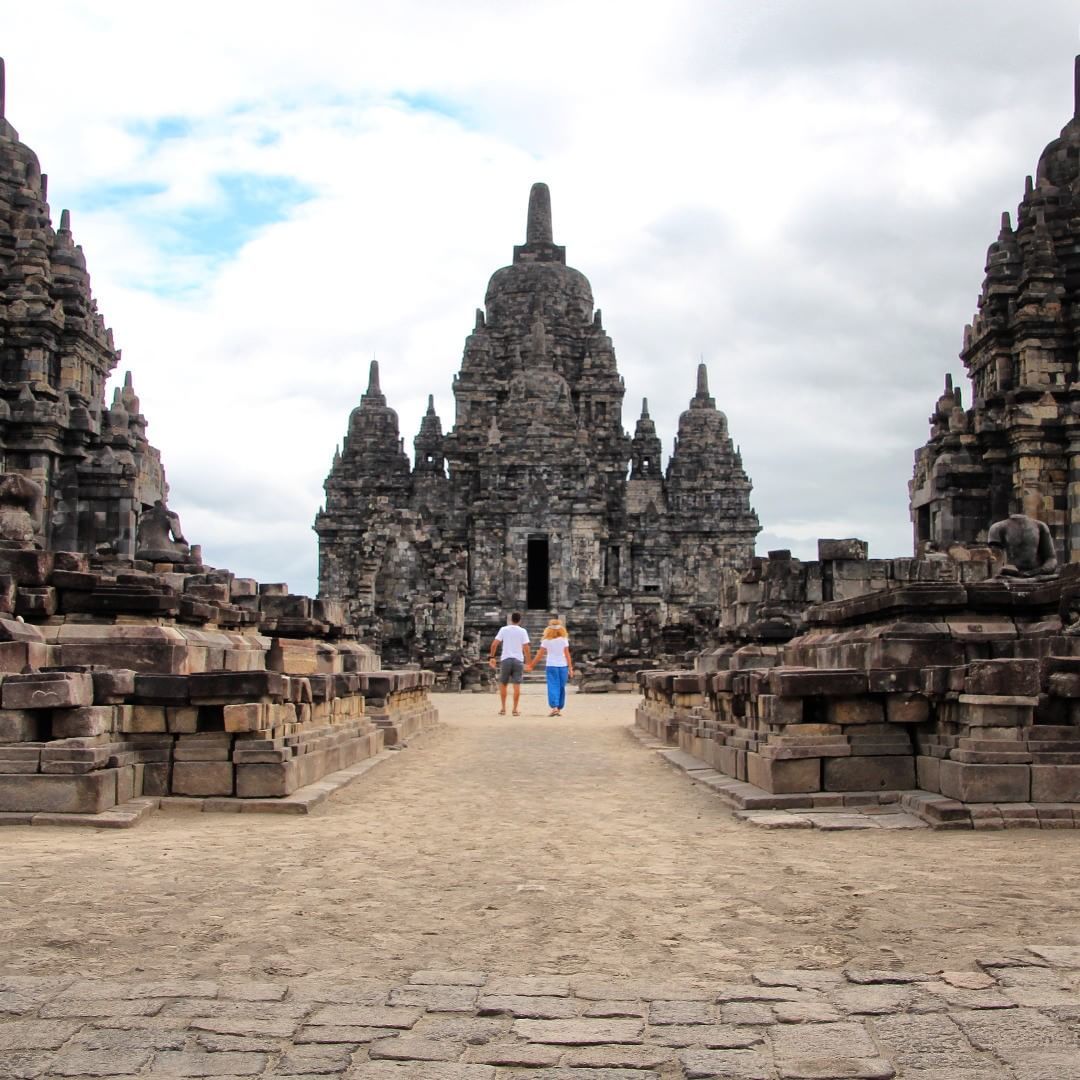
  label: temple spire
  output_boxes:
[1,57,5,121]
[526,182,553,245]
[696,362,709,398]
[1074,54,1080,120]
[641,397,650,419]
[367,359,380,395]
[59,209,71,233]
[426,394,435,415]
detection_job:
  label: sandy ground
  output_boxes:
[2,686,1079,982]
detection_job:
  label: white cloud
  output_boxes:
[3,1,1079,592]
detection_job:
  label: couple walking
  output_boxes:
[488,612,574,717]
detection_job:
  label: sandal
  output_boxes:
[498,709,506,716]
[513,710,521,716]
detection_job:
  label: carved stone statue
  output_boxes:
[135,499,190,563]
[0,472,42,547]
[987,490,1058,579]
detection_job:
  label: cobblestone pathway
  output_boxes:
[4,690,1080,1076]
[3,953,1080,1078]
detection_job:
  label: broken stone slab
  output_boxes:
[2,671,93,710]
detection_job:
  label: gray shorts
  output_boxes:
[499,658,524,685]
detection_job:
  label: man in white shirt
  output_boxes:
[489,612,531,716]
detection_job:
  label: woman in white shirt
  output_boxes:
[527,623,574,716]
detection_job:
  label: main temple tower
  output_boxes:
[317,184,760,673]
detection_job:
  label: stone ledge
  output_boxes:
[158,749,398,816]
[634,722,1080,830]
[0,738,428,828]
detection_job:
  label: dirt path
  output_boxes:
[2,687,1079,982]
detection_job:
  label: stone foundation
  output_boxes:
[638,573,1080,819]
[0,550,438,823]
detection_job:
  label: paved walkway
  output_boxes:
[3,954,1080,1078]
[3,687,1080,1076]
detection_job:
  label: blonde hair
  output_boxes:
[543,624,568,640]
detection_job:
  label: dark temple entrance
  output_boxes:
[527,535,550,610]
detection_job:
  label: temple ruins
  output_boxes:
[0,59,437,825]
[316,184,760,683]
[8,45,1080,829]
[640,54,1080,829]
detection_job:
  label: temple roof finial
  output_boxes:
[641,397,650,419]
[696,362,710,398]
[526,182,553,245]
[426,394,435,415]
[59,209,71,233]
[1074,54,1080,120]
[367,359,380,395]
[1,58,5,122]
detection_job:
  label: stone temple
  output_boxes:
[0,59,437,825]
[0,65,167,557]
[911,56,1080,562]
[316,184,760,679]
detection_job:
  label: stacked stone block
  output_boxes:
[0,549,438,820]
[709,539,991,658]
[638,569,1080,822]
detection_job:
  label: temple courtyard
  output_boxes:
[2,690,1080,1078]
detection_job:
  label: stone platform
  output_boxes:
[0,747,414,828]
[638,574,1080,818]
[2,955,1079,1078]
[0,547,438,823]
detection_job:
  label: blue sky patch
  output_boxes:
[75,170,315,296]
[393,91,468,123]
[76,180,169,212]
[167,172,315,259]
[128,116,194,141]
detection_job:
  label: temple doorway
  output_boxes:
[527,535,549,610]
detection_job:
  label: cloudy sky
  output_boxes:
[5,2,1079,594]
